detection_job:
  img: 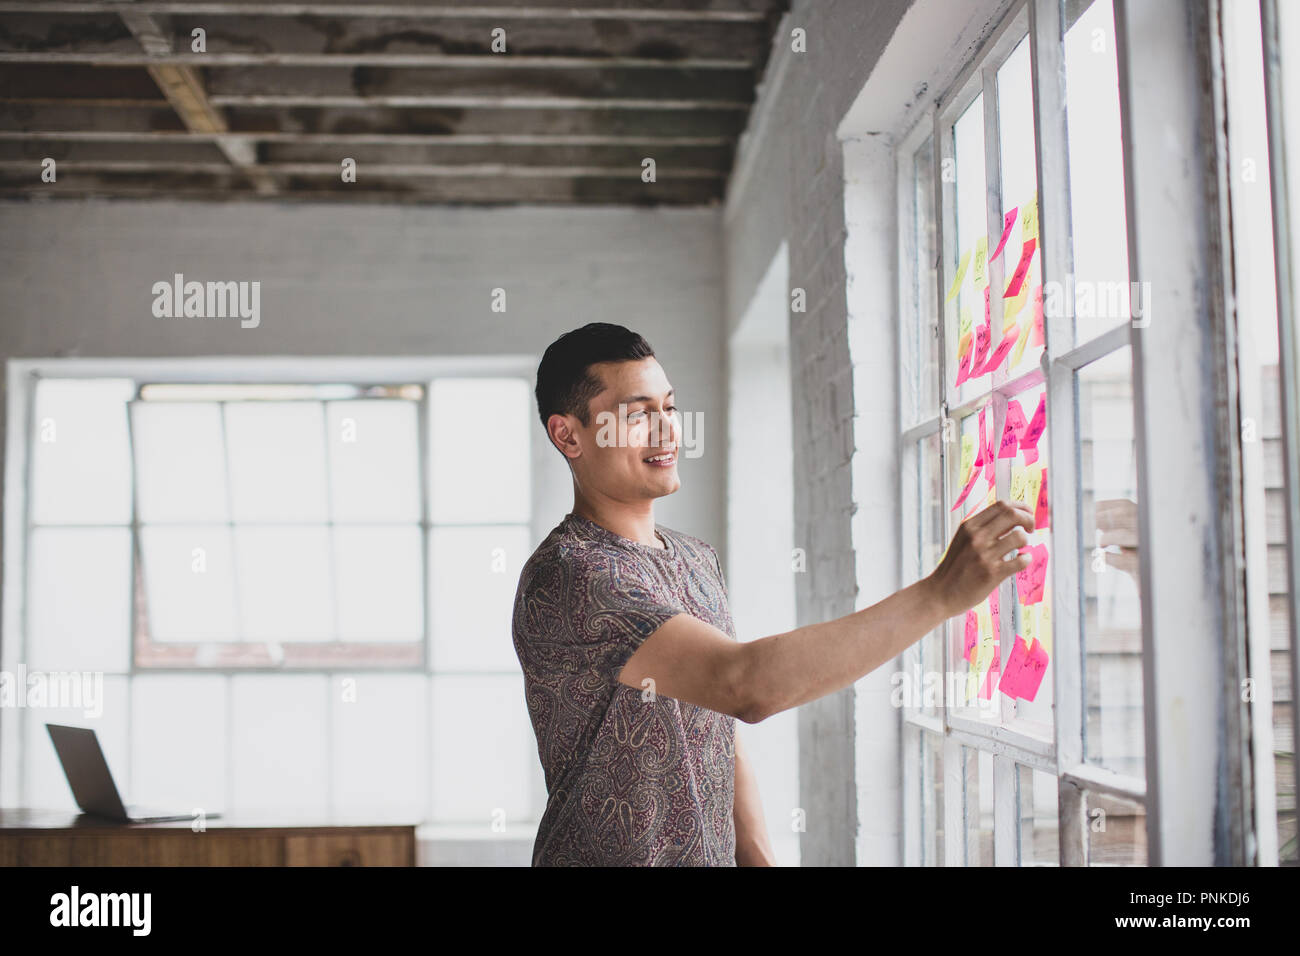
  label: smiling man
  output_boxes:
[512,322,1033,867]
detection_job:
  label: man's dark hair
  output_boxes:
[535,322,656,429]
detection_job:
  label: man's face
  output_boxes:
[561,356,681,501]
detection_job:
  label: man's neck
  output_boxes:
[572,494,663,549]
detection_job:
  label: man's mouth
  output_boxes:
[643,450,676,467]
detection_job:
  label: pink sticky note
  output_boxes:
[1029,286,1045,346]
[1034,467,1050,531]
[954,348,972,387]
[990,206,1019,262]
[975,408,987,467]
[1001,400,1027,459]
[950,465,980,512]
[1004,237,1037,299]
[1021,393,1047,452]
[963,610,978,662]
[971,318,991,375]
[979,646,1001,700]
[1015,543,1050,606]
[1001,638,1049,702]
[981,324,1020,377]
[998,635,1030,698]
[983,419,996,483]
[989,587,1000,638]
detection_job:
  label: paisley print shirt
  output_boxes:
[512,511,738,866]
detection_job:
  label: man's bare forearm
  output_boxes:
[735,577,950,724]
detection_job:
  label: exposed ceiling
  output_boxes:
[0,0,789,206]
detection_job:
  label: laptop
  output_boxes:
[46,723,221,824]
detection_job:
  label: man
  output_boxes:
[512,323,1033,867]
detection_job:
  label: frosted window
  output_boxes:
[333,526,424,642]
[430,379,531,524]
[130,675,227,812]
[235,526,334,641]
[130,402,229,523]
[332,674,429,820]
[230,675,329,814]
[27,527,131,673]
[326,401,421,523]
[224,402,329,523]
[430,525,530,672]
[139,526,238,642]
[431,674,537,824]
[29,379,133,525]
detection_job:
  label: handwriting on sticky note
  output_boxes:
[1010,464,1028,504]
[1024,466,1043,523]
[951,464,980,511]
[979,646,1001,700]
[990,206,1019,262]
[1021,393,1047,451]
[954,348,972,387]
[972,318,991,372]
[946,249,971,303]
[1004,237,1037,299]
[998,411,1020,459]
[960,433,975,477]
[963,609,978,662]
[972,236,988,290]
[1034,466,1050,530]
[959,302,973,339]
[975,408,986,467]
[1021,195,1039,244]
[983,324,1019,377]
[1015,542,1049,605]
[998,636,1048,701]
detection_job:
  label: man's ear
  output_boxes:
[547,413,582,460]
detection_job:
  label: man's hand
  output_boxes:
[924,501,1034,618]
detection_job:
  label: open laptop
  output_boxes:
[46,723,221,824]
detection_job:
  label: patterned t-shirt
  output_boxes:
[511,511,738,866]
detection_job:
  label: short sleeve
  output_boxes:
[514,548,683,688]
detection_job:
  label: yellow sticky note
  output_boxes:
[946,249,971,303]
[1003,279,1029,329]
[1021,195,1039,244]
[982,484,997,511]
[959,302,974,339]
[1024,466,1043,516]
[1010,463,1028,504]
[972,237,989,291]
[1009,314,1032,367]
[1022,603,1039,644]
[960,434,975,479]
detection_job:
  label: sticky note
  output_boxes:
[1002,400,1027,455]
[951,464,980,511]
[972,236,989,291]
[990,206,1019,262]
[979,646,1001,700]
[1004,237,1038,299]
[1034,466,1050,530]
[954,348,972,387]
[1002,279,1029,330]
[989,585,1000,638]
[1021,195,1039,244]
[1009,314,1032,368]
[1023,466,1043,524]
[998,635,1048,701]
[1021,393,1047,452]
[1039,599,1053,655]
[946,249,971,303]
[963,609,978,662]
[1010,463,1028,504]
[1015,542,1049,605]
[983,414,996,482]
[1022,603,1039,646]
[959,302,974,340]
[971,319,991,375]
[960,433,975,478]
[1029,285,1045,347]
[975,408,987,467]
[982,324,1020,377]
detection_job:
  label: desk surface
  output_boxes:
[0,808,423,833]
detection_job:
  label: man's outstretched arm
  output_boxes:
[617,501,1034,724]
[733,731,775,866]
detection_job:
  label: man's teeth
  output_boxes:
[645,453,674,462]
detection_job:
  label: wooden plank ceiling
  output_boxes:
[0,0,788,204]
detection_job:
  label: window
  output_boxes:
[899,0,1147,865]
[10,362,544,829]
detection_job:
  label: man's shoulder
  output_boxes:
[516,517,614,593]
[659,525,720,567]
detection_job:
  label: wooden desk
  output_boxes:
[0,809,418,866]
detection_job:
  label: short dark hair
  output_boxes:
[535,322,656,429]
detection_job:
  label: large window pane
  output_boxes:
[326,400,421,523]
[130,675,226,811]
[964,745,994,865]
[230,675,329,814]
[29,379,133,525]
[430,525,530,672]
[224,402,329,523]
[920,731,944,865]
[27,527,131,672]
[333,525,424,642]
[332,673,429,820]
[1062,0,1134,345]
[1087,789,1147,865]
[234,526,334,641]
[1017,764,1059,865]
[903,135,940,426]
[949,94,988,407]
[130,402,229,523]
[1078,347,1145,777]
[430,379,530,525]
[139,526,238,642]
